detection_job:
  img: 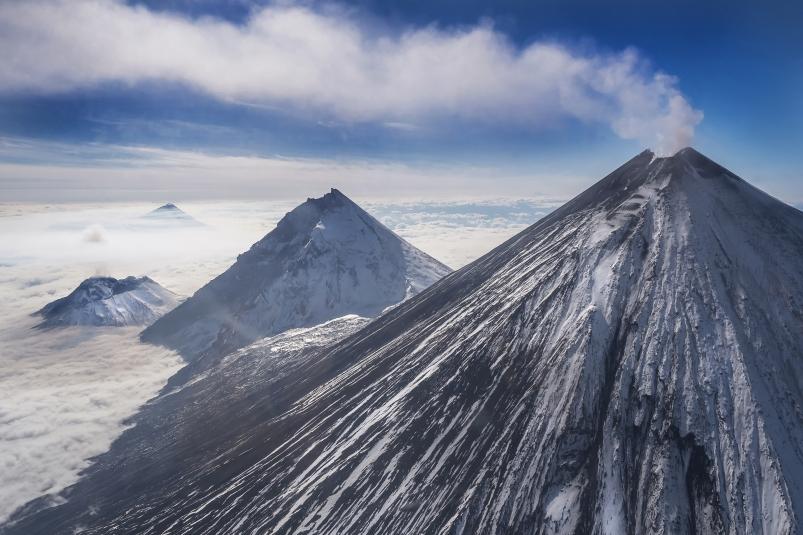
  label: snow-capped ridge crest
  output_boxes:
[303,188,361,214]
[35,275,178,328]
[295,188,353,213]
[72,275,154,297]
[305,188,351,206]
[643,146,737,180]
[567,147,746,214]
[248,188,370,254]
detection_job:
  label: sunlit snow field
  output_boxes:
[0,197,559,521]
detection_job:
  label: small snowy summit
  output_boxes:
[141,189,451,360]
[142,203,202,226]
[35,276,179,327]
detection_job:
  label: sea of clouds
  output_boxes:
[0,197,558,522]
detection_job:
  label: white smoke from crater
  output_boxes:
[0,1,702,154]
[82,224,107,243]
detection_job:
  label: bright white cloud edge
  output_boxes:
[0,0,702,155]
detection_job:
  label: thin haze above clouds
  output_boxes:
[0,0,702,155]
[0,140,586,202]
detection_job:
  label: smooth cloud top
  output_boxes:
[0,0,702,155]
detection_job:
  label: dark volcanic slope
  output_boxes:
[6,149,803,534]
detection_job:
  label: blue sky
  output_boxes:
[0,0,801,202]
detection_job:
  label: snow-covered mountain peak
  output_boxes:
[639,146,736,182]
[251,188,364,250]
[35,276,179,327]
[149,203,184,216]
[557,147,755,224]
[74,275,153,297]
[142,203,202,226]
[313,187,350,205]
[141,190,452,361]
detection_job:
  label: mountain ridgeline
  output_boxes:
[5,149,803,534]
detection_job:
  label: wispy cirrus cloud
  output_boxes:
[0,0,702,154]
[0,138,588,202]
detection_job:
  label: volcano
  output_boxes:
[5,149,802,534]
[141,188,452,362]
[34,276,178,327]
[142,203,203,226]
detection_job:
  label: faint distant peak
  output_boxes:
[143,203,203,225]
[151,202,184,214]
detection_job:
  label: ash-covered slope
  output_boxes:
[7,149,803,535]
[141,189,451,360]
[35,276,179,327]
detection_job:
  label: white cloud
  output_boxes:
[0,0,702,154]
[368,199,563,267]
[0,202,279,523]
[0,320,183,523]
[82,224,106,243]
